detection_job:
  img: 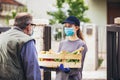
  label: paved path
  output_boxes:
[82,68,106,80]
[51,68,106,80]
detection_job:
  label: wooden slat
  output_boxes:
[39,61,81,68]
[38,53,82,68]
[38,53,82,59]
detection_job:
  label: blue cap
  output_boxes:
[63,16,80,26]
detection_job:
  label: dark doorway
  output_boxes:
[107,2,120,24]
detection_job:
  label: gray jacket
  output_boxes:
[0,28,34,80]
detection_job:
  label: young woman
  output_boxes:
[55,16,88,80]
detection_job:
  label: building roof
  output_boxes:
[0,0,24,6]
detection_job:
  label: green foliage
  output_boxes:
[6,15,12,25]
[11,10,17,18]
[57,0,65,8]
[98,58,103,68]
[23,6,28,12]
[47,0,90,24]
[47,9,67,24]
[6,10,17,25]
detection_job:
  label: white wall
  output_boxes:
[17,0,56,19]
[85,0,107,53]
[0,18,7,26]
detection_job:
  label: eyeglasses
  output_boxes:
[29,24,35,29]
[31,23,36,26]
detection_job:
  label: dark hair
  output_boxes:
[14,13,32,29]
[77,28,84,40]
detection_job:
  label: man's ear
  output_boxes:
[26,25,31,31]
[23,25,30,34]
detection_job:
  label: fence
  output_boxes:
[107,24,120,80]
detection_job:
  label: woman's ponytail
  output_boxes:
[77,28,84,40]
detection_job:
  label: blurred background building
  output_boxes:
[0,0,27,26]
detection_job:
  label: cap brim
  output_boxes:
[26,20,36,26]
[62,20,75,24]
[31,23,36,26]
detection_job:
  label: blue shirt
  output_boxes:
[21,40,41,80]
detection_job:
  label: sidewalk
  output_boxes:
[51,67,106,80]
[51,62,107,80]
[82,68,106,80]
[82,53,107,80]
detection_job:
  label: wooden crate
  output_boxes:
[38,53,82,68]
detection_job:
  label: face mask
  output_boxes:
[29,28,34,36]
[64,27,74,36]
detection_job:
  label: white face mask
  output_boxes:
[29,28,34,36]
[27,24,34,36]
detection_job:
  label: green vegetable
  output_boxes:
[66,59,80,64]
[72,51,78,54]
[54,59,62,62]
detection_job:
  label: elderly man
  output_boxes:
[0,13,41,80]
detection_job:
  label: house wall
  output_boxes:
[0,17,7,26]
[85,0,107,54]
[17,0,56,19]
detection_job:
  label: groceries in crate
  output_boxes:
[40,47,84,54]
[55,47,84,63]
[38,47,84,68]
[40,49,55,54]
[39,47,84,62]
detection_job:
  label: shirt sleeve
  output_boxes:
[57,42,62,53]
[21,40,41,80]
[81,44,88,70]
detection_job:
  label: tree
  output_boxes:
[47,0,90,24]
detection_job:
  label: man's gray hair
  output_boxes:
[14,12,33,29]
